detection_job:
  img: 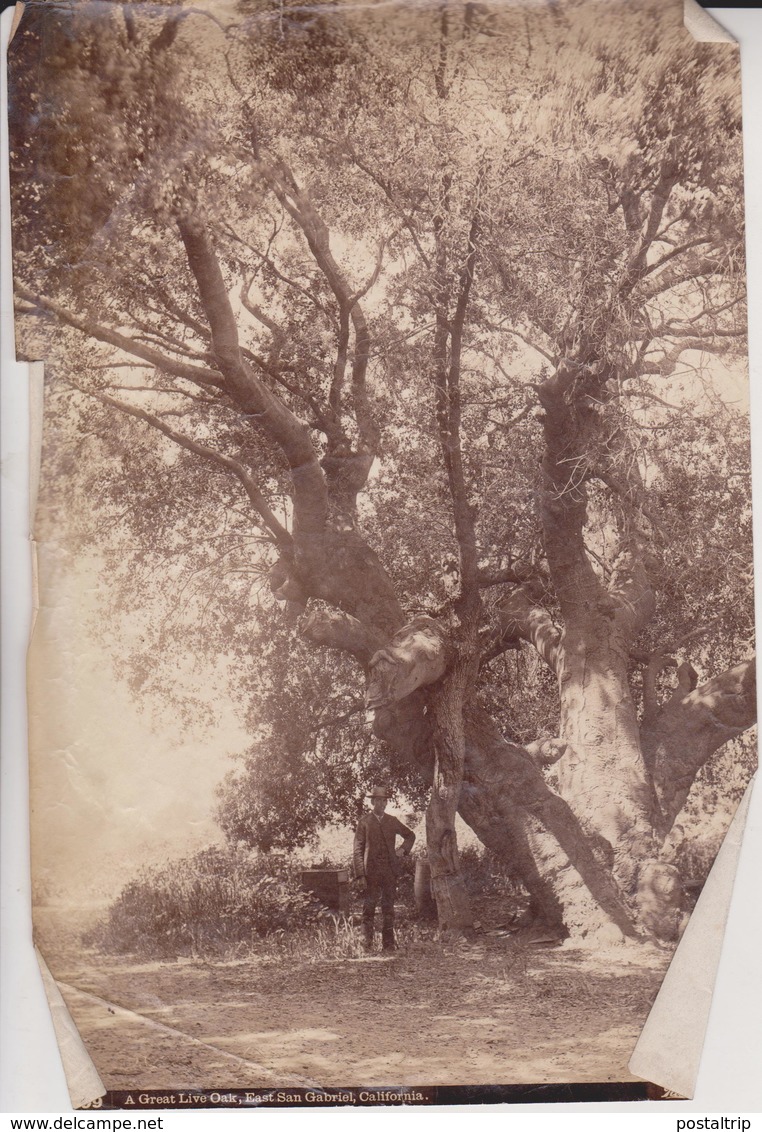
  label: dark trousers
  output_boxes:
[362,867,397,949]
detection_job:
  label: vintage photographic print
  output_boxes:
[7,0,756,1108]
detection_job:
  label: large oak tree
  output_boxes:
[10,0,755,941]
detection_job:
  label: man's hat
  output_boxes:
[368,786,391,799]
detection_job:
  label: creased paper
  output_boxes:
[683,0,735,46]
[630,779,755,1097]
[6,0,757,1108]
[35,950,106,1110]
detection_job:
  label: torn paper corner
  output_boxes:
[35,948,106,1110]
[9,3,24,45]
[683,0,735,45]
[629,780,755,1098]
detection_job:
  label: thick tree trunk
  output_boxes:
[365,616,477,932]
[372,691,562,933]
[495,580,669,935]
[524,364,690,937]
[426,664,476,933]
[547,618,692,939]
[555,618,660,890]
[461,705,641,939]
[372,692,640,939]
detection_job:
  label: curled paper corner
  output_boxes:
[683,0,735,45]
[628,780,755,1098]
[9,2,24,44]
[35,948,106,1111]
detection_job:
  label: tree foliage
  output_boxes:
[10,0,754,935]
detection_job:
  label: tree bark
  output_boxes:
[365,615,478,931]
[372,693,640,939]
[642,657,757,830]
[365,617,450,709]
[300,607,384,666]
[461,704,641,939]
[426,660,477,934]
[529,364,681,934]
[555,617,660,889]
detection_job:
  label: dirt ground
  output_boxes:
[35,906,672,1093]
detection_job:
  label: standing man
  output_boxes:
[353,787,415,952]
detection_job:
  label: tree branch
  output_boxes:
[261,162,380,455]
[72,383,293,546]
[536,364,603,616]
[618,156,680,298]
[341,144,432,269]
[15,285,226,389]
[365,616,450,709]
[642,657,757,831]
[433,205,482,600]
[641,337,736,377]
[299,606,384,665]
[640,237,714,279]
[175,210,329,569]
[477,560,541,588]
[495,586,561,674]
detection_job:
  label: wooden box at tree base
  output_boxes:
[300,868,351,913]
[414,857,438,919]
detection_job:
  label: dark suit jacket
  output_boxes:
[353,812,415,879]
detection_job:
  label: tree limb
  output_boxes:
[433,204,482,600]
[175,210,330,570]
[260,162,380,455]
[72,383,293,546]
[642,657,757,831]
[365,616,450,709]
[536,364,603,618]
[618,157,680,298]
[300,606,384,665]
[15,285,226,389]
[495,586,561,674]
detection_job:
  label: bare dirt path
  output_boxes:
[37,910,671,1092]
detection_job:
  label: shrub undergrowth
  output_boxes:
[86,842,523,960]
[86,846,321,958]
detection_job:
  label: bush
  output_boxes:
[86,846,320,958]
[458,844,522,899]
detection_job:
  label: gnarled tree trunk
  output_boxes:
[426,660,477,934]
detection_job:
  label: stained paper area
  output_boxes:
[6,0,757,1109]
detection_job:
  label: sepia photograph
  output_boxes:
[5,0,758,1107]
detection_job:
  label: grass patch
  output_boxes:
[262,915,439,964]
